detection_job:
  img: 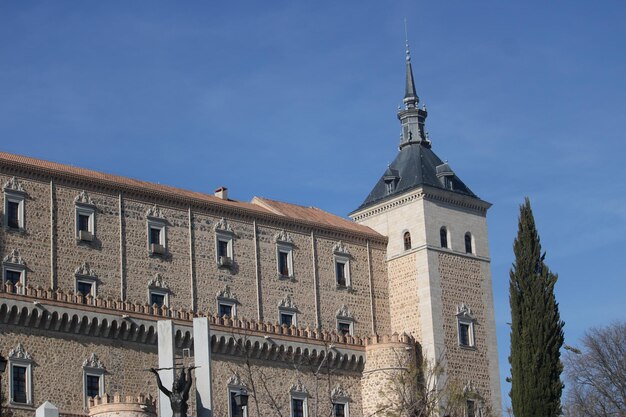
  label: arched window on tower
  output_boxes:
[440,227,448,249]
[465,232,473,254]
[403,232,412,251]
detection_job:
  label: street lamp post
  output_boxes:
[233,388,248,417]
[0,354,7,417]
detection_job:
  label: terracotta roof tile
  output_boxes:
[251,197,379,235]
[0,151,270,213]
[0,151,383,239]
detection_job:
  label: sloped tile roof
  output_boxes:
[251,197,378,235]
[0,151,382,239]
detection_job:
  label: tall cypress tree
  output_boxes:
[509,198,564,417]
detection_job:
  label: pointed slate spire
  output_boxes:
[398,29,428,149]
[403,38,419,108]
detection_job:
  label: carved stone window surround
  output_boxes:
[3,184,26,231]
[82,353,105,409]
[75,262,99,297]
[215,218,235,269]
[2,249,26,294]
[148,274,171,307]
[456,303,476,349]
[75,192,96,243]
[8,343,33,406]
[216,285,238,317]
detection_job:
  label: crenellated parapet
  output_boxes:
[0,282,367,345]
[89,394,156,417]
[361,332,419,416]
[0,286,369,371]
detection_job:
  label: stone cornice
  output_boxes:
[350,185,491,222]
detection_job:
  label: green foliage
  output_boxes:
[508,198,564,417]
[373,347,492,417]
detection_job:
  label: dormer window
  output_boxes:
[383,167,400,195]
[436,162,455,190]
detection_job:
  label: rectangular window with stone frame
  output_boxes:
[4,192,25,230]
[280,310,296,327]
[75,205,95,242]
[291,397,307,417]
[147,219,167,255]
[149,291,167,308]
[4,268,23,293]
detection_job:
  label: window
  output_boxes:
[279,250,290,276]
[440,226,448,248]
[216,236,233,268]
[291,398,305,417]
[4,269,23,293]
[3,249,26,294]
[229,390,246,417]
[457,303,476,348]
[7,201,20,228]
[335,260,348,287]
[149,291,167,308]
[11,364,28,403]
[83,353,105,408]
[4,192,24,230]
[465,232,473,254]
[147,219,166,255]
[85,374,101,398]
[275,231,295,279]
[336,305,355,337]
[459,322,472,346]
[214,218,236,268]
[333,241,351,289]
[337,320,353,337]
[218,239,229,258]
[403,231,412,250]
[150,227,161,245]
[277,248,293,278]
[333,403,347,417]
[218,302,234,318]
[75,206,95,242]
[466,399,476,417]
[280,311,295,327]
[8,344,33,405]
[331,386,350,417]
[77,280,94,297]
[227,373,248,417]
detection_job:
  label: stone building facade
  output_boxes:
[0,47,501,417]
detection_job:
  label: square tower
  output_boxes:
[350,44,502,415]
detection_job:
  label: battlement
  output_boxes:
[1,283,379,347]
[89,394,156,417]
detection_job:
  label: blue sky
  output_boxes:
[1,1,625,411]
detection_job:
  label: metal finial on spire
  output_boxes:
[402,19,419,107]
[404,18,411,62]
